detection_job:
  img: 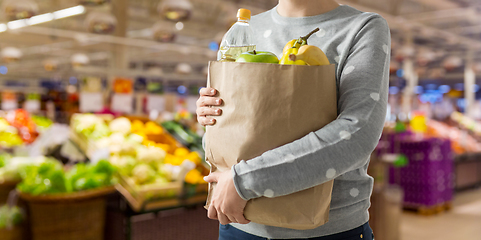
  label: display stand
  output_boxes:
[104,189,208,240]
[454,153,481,191]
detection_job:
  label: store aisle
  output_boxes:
[400,188,481,240]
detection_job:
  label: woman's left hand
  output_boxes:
[204,171,250,225]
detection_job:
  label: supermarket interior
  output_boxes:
[1,0,481,240]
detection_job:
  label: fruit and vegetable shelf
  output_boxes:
[377,112,481,192]
[0,111,209,214]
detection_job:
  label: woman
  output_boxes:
[197,0,390,239]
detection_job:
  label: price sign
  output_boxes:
[24,100,40,112]
[1,100,17,110]
[111,94,133,113]
[80,92,104,112]
[147,95,166,112]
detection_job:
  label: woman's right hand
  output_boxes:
[196,87,223,126]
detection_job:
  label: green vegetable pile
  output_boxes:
[31,115,53,132]
[0,155,47,183]
[0,205,23,229]
[17,159,116,195]
[72,114,111,141]
[0,154,8,168]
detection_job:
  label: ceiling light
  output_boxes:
[71,53,90,66]
[152,22,176,43]
[7,19,27,29]
[1,47,23,62]
[443,56,462,70]
[27,13,54,25]
[53,5,85,19]
[176,63,192,74]
[175,22,184,30]
[1,0,39,21]
[43,59,58,71]
[0,5,86,33]
[158,0,193,22]
[85,11,117,34]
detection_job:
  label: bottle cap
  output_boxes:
[237,8,251,20]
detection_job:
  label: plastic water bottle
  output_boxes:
[217,8,256,62]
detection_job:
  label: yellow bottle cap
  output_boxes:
[237,8,251,20]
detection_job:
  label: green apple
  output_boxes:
[235,50,279,64]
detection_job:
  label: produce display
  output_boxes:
[17,159,116,195]
[383,112,481,155]
[0,205,23,229]
[1,110,208,215]
[31,115,53,132]
[0,118,22,148]
[72,114,111,141]
[161,120,204,156]
[71,114,207,191]
[0,154,7,168]
[0,155,46,183]
[428,117,481,154]
[0,110,53,148]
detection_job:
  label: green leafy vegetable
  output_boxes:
[0,205,24,229]
[17,159,116,195]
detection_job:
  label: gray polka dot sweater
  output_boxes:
[227,5,390,239]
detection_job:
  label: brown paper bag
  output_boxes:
[205,61,337,230]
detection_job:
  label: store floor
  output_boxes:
[400,187,481,240]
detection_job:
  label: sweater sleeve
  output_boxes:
[232,16,391,200]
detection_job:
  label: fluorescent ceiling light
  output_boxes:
[27,13,55,25]
[53,5,85,19]
[7,19,28,30]
[0,5,85,32]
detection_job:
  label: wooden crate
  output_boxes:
[116,175,183,212]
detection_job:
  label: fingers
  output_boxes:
[196,96,222,108]
[225,214,237,224]
[196,107,222,117]
[233,214,250,224]
[197,116,216,126]
[199,87,217,97]
[217,211,232,225]
[207,203,218,220]
[209,200,231,225]
[196,88,223,127]
[221,208,250,225]
[203,173,219,183]
[196,97,222,127]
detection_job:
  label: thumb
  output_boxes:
[203,172,220,183]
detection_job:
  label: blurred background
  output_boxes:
[0,0,480,240]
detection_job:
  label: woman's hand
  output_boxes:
[196,87,223,126]
[204,171,250,225]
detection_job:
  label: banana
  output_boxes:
[288,45,330,66]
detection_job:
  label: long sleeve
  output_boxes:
[232,16,391,200]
